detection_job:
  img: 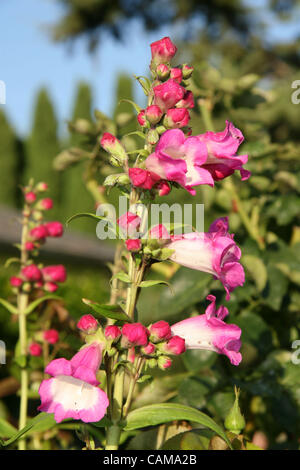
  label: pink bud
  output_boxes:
[105,325,122,341]
[43,329,59,345]
[142,343,156,355]
[165,108,190,129]
[40,198,53,210]
[35,280,44,289]
[100,132,127,163]
[25,241,35,251]
[148,224,170,240]
[36,182,48,192]
[175,90,194,109]
[117,211,141,237]
[42,265,67,283]
[137,110,147,127]
[182,64,194,79]
[30,225,48,241]
[43,222,63,237]
[164,335,186,355]
[156,64,170,80]
[145,105,163,125]
[157,180,171,196]
[44,282,58,292]
[170,68,183,84]
[25,191,36,203]
[149,320,172,342]
[29,342,42,357]
[121,323,149,347]
[22,265,42,282]
[129,168,160,190]
[126,239,142,252]
[150,37,177,64]
[158,356,172,369]
[77,314,98,334]
[153,79,185,112]
[10,276,23,287]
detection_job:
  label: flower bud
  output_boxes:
[156,64,170,80]
[150,37,177,65]
[137,110,147,127]
[43,329,59,345]
[158,356,172,370]
[141,343,155,355]
[29,342,42,357]
[43,222,63,237]
[35,182,48,192]
[121,323,149,347]
[163,335,186,355]
[153,79,185,112]
[105,325,122,342]
[148,224,170,241]
[175,90,194,109]
[117,211,141,237]
[157,180,171,196]
[164,108,190,129]
[147,128,159,145]
[30,225,48,241]
[22,282,32,292]
[146,357,158,368]
[129,168,160,190]
[149,320,172,342]
[44,282,58,293]
[126,239,142,252]
[100,132,128,165]
[170,68,183,83]
[22,264,42,282]
[32,211,44,222]
[224,387,246,435]
[38,198,53,211]
[77,314,98,334]
[145,105,163,125]
[25,191,36,204]
[25,241,35,251]
[10,276,23,288]
[182,64,194,79]
[42,265,67,283]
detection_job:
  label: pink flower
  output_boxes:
[163,335,186,355]
[121,323,149,347]
[30,225,48,241]
[77,314,98,334]
[171,295,242,365]
[157,180,171,196]
[25,191,36,203]
[117,211,141,237]
[170,68,183,83]
[197,121,250,181]
[149,320,172,342]
[142,343,156,355]
[44,282,58,293]
[29,342,42,357]
[156,63,170,80]
[145,129,213,195]
[100,132,127,163]
[38,343,109,423]
[148,224,170,240]
[153,79,185,112]
[10,276,23,287]
[42,265,67,283]
[150,37,177,65]
[22,264,42,282]
[129,168,160,190]
[43,329,59,345]
[166,217,245,300]
[25,241,35,251]
[126,239,142,252]
[105,325,122,341]
[39,198,53,210]
[137,110,147,127]
[145,105,163,125]
[43,222,63,237]
[164,108,190,129]
[175,90,194,109]
[158,356,172,369]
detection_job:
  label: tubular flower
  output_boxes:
[129,167,161,190]
[153,79,185,112]
[145,129,213,195]
[38,343,109,423]
[197,121,250,181]
[171,295,242,365]
[166,217,245,300]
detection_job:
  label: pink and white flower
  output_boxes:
[117,211,141,237]
[38,343,109,423]
[129,167,161,190]
[153,79,185,112]
[197,121,250,181]
[145,129,213,195]
[171,295,242,365]
[166,217,245,300]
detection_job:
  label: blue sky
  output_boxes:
[0,0,299,136]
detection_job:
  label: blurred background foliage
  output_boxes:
[0,0,300,450]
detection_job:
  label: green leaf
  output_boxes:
[125,131,146,140]
[125,403,231,448]
[90,417,111,428]
[0,413,56,447]
[24,295,62,315]
[118,99,141,113]
[243,255,267,292]
[139,279,173,292]
[111,272,131,284]
[0,298,18,315]
[0,419,17,439]
[82,299,131,322]
[66,212,105,226]
[4,257,20,268]
[14,354,27,368]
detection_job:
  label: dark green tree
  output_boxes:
[0,110,19,206]
[25,88,60,211]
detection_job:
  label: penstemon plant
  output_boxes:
[2,37,252,451]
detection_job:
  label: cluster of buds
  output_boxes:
[76,313,186,371]
[28,329,60,357]
[10,182,66,294]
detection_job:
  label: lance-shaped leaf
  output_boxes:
[82,298,132,322]
[0,298,18,315]
[0,413,56,447]
[139,280,173,293]
[24,295,62,315]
